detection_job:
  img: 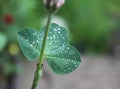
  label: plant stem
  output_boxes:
[31,13,52,89]
[38,13,52,70]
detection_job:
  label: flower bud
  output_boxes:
[43,0,65,13]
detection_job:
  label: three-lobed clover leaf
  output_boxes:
[18,23,81,75]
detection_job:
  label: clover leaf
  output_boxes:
[18,28,42,61]
[18,23,81,74]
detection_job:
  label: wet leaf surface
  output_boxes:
[46,45,81,74]
[18,23,81,74]
[18,28,42,61]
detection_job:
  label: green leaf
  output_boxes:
[40,23,69,54]
[17,28,42,61]
[46,45,81,75]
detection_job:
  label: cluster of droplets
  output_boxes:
[18,28,43,60]
[46,41,80,74]
[43,23,68,54]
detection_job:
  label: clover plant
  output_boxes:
[17,0,81,89]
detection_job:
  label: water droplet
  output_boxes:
[54,40,57,43]
[53,35,55,38]
[75,65,78,67]
[30,44,33,47]
[54,29,57,31]
[58,28,60,30]
[49,31,52,34]
[48,47,51,49]
[47,37,49,39]
[36,40,39,43]
[37,35,40,38]
[50,36,52,39]
[49,42,52,45]
[71,60,74,63]
[58,31,61,34]
[74,62,76,65]
[33,32,37,35]
[32,41,35,44]
[55,45,58,48]
[65,62,68,64]
[68,67,71,70]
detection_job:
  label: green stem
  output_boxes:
[31,13,52,89]
[38,13,52,70]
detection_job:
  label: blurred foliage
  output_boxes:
[58,0,120,52]
[0,33,7,52]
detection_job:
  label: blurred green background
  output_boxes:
[1,0,120,53]
[0,0,120,89]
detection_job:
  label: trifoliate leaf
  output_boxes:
[17,23,81,75]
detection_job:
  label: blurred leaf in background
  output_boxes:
[57,0,120,53]
[0,33,7,52]
[0,0,39,77]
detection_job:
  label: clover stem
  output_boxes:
[31,13,52,89]
[38,13,52,70]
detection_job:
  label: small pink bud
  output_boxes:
[56,0,65,8]
[43,0,65,13]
